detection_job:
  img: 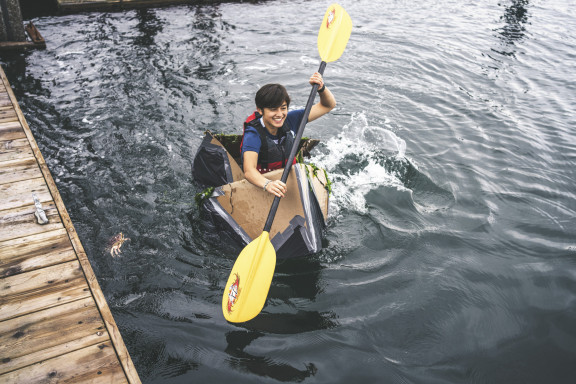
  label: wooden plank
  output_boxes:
[0,42,41,51]
[0,22,46,52]
[25,22,46,49]
[0,97,12,108]
[0,260,91,322]
[0,202,62,243]
[0,332,111,376]
[0,157,43,185]
[0,138,34,162]
[0,177,52,211]
[0,342,128,384]
[0,259,85,297]
[0,297,108,374]
[0,121,25,141]
[0,228,77,278]
[0,107,17,123]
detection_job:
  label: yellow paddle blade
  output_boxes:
[317,3,352,63]
[222,231,276,323]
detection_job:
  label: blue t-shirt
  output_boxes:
[242,109,305,156]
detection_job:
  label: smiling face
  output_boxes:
[258,102,288,134]
[254,84,291,134]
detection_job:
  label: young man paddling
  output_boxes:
[241,72,336,197]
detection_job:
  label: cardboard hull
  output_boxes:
[193,132,330,259]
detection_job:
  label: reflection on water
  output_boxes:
[491,0,531,64]
[497,0,530,47]
[225,330,317,382]
[134,8,164,47]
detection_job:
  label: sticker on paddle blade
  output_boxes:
[318,4,352,63]
[226,273,241,313]
[326,7,336,29]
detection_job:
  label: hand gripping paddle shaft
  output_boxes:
[223,4,352,323]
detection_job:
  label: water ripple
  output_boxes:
[2,1,576,383]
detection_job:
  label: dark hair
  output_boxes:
[255,84,291,110]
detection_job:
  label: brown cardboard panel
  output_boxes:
[216,168,306,240]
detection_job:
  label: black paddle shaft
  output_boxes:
[263,61,327,233]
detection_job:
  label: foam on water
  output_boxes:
[310,112,409,215]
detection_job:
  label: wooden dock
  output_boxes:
[56,0,194,12]
[0,66,141,383]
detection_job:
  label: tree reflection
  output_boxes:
[133,8,163,47]
[494,0,531,57]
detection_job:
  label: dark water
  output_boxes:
[2,0,576,382]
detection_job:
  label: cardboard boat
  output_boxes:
[192,131,330,259]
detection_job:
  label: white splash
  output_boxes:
[310,112,408,215]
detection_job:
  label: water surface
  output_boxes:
[2,0,576,382]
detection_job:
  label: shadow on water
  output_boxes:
[222,257,337,382]
[183,200,337,382]
[224,330,317,382]
[239,258,337,330]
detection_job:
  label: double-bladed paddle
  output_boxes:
[223,3,352,323]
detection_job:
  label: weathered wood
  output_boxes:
[0,0,27,42]
[0,157,43,185]
[0,121,25,141]
[0,202,62,243]
[58,0,121,4]
[0,297,108,374]
[0,228,77,277]
[0,260,91,322]
[0,106,17,123]
[75,250,141,383]
[25,22,46,49]
[0,138,34,162]
[0,22,46,51]
[0,96,12,108]
[0,41,42,51]
[0,342,128,384]
[0,177,52,211]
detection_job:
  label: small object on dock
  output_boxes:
[109,232,130,257]
[32,193,49,225]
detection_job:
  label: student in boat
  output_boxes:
[241,72,336,198]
